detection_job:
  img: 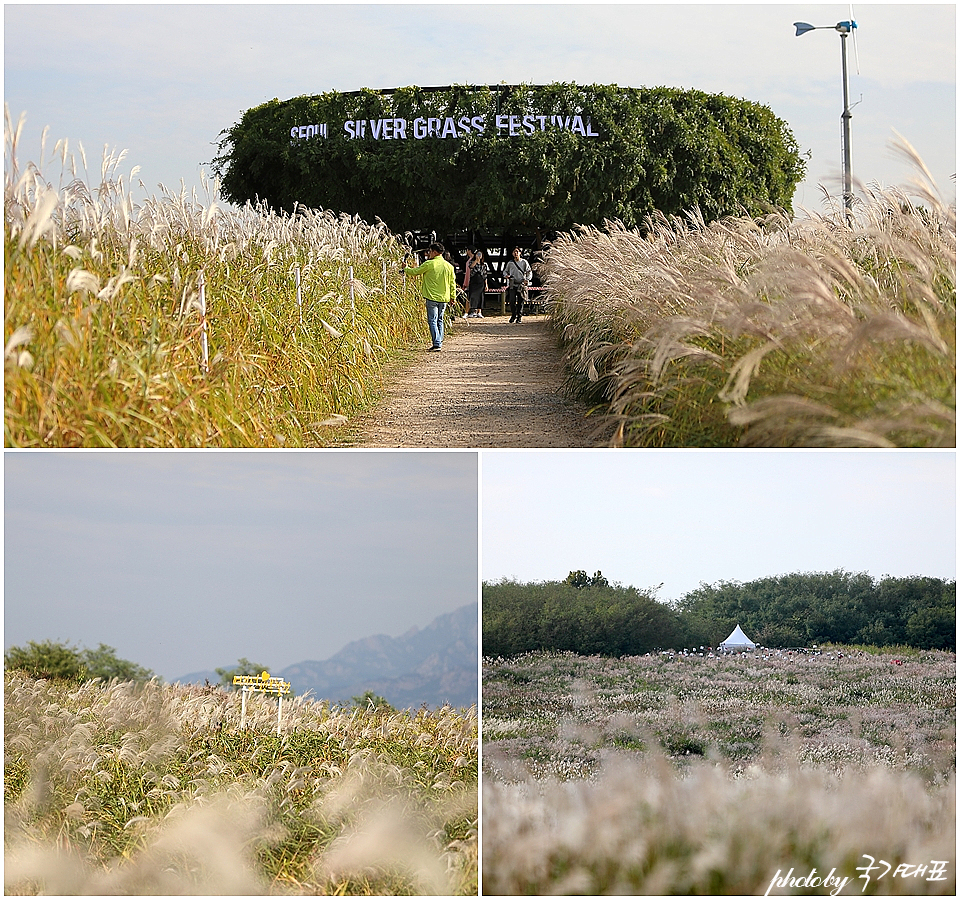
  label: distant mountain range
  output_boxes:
[175,603,477,709]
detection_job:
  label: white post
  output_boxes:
[234,674,290,734]
[296,266,303,325]
[198,271,209,373]
[348,265,356,328]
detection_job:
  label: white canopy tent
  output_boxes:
[719,623,756,652]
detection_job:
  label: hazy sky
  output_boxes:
[3,4,955,215]
[5,451,479,681]
[481,450,956,601]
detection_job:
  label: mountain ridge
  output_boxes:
[175,602,477,708]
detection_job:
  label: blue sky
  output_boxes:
[5,451,479,680]
[4,3,955,215]
[481,450,956,601]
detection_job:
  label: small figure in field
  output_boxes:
[404,242,457,351]
[505,247,533,323]
[466,249,488,318]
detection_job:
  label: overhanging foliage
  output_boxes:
[213,82,806,233]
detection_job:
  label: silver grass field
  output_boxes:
[4,108,433,447]
[6,109,953,449]
[543,140,955,447]
[4,673,477,895]
[482,648,955,895]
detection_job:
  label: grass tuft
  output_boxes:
[483,648,955,894]
[543,138,955,447]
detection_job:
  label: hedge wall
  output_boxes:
[213,82,806,234]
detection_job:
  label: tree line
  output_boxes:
[483,570,956,657]
[3,640,154,683]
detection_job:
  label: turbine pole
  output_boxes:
[794,19,858,222]
[839,26,854,221]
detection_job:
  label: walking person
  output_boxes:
[504,247,533,323]
[467,249,488,318]
[404,242,456,351]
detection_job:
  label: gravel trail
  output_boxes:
[345,312,606,448]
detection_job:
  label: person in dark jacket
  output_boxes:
[504,247,532,323]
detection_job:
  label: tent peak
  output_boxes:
[719,623,756,652]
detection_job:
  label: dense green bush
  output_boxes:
[674,571,956,651]
[4,639,155,683]
[483,576,686,657]
[214,82,805,233]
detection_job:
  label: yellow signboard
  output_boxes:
[233,673,290,694]
[234,672,291,734]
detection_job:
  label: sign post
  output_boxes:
[234,671,292,735]
[296,266,303,325]
[198,271,209,373]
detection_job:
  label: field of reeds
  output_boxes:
[544,140,956,447]
[4,672,477,895]
[482,648,955,894]
[4,108,436,447]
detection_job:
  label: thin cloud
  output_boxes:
[5,451,478,679]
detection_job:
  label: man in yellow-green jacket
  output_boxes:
[404,242,457,351]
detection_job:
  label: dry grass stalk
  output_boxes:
[483,759,955,895]
[482,648,955,894]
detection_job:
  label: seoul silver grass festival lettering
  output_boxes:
[291,113,600,141]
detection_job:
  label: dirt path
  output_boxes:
[342,312,606,448]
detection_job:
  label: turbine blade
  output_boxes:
[850,5,861,74]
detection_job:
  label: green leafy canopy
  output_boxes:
[213,82,806,233]
[4,640,154,683]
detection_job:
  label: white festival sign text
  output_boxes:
[291,113,599,141]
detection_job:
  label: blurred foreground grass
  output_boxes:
[4,673,477,894]
[482,648,955,894]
